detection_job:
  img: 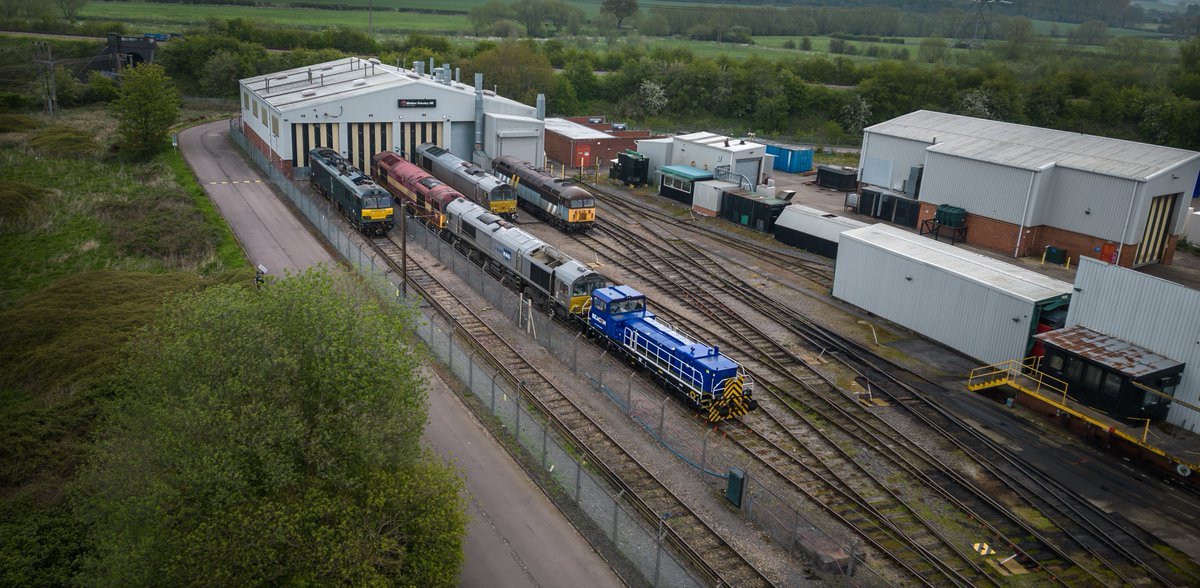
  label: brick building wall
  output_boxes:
[241,120,293,177]
[916,202,1162,268]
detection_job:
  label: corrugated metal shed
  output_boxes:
[865,110,1200,181]
[1066,257,1200,431]
[833,223,1073,364]
[661,165,715,181]
[1036,325,1183,378]
[842,224,1073,303]
[774,205,868,243]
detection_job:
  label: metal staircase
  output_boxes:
[967,357,1070,402]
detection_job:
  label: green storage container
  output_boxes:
[936,204,967,228]
[1045,246,1067,264]
[726,467,745,508]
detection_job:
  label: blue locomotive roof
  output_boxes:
[593,284,643,304]
[626,316,738,372]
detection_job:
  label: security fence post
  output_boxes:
[658,396,669,438]
[574,456,582,500]
[654,516,664,587]
[572,332,579,372]
[611,489,623,540]
[627,372,634,414]
[490,375,496,413]
[701,428,713,471]
[541,425,548,470]
[468,350,476,389]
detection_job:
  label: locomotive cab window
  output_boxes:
[570,198,595,208]
[593,300,606,312]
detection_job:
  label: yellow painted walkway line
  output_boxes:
[208,180,264,185]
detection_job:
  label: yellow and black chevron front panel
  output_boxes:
[362,207,393,221]
[707,375,753,422]
[292,123,340,168]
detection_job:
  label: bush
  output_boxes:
[100,189,218,265]
[29,126,99,159]
[0,114,39,133]
[0,181,45,230]
[0,94,36,113]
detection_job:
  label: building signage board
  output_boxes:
[397,99,436,108]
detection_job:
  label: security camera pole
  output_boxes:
[255,264,268,288]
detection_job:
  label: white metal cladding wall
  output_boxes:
[919,152,1033,224]
[832,235,1035,364]
[450,121,473,161]
[860,132,931,191]
[1039,167,1139,242]
[635,139,672,177]
[1066,257,1200,432]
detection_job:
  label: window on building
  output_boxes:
[662,175,692,193]
[1101,373,1122,399]
[242,92,248,110]
[1065,357,1083,381]
[1083,364,1103,390]
[1046,353,1064,372]
[271,116,279,137]
[252,100,258,118]
[259,104,267,125]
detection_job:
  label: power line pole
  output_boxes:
[32,41,57,116]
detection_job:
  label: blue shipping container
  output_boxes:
[765,145,814,174]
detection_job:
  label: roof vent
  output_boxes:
[483,90,495,96]
[321,65,334,71]
[301,89,317,97]
[368,57,381,64]
[353,79,367,86]
[406,73,419,79]
[274,74,288,80]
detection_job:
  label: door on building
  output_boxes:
[291,123,340,168]
[574,144,592,168]
[398,122,443,162]
[734,158,761,186]
[1135,193,1178,266]
[347,122,393,174]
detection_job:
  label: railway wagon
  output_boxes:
[492,155,595,232]
[588,285,757,421]
[414,143,518,220]
[445,198,605,320]
[371,151,463,230]
[308,148,395,236]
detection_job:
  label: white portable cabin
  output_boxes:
[773,205,869,257]
[833,224,1073,364]
[691,180,739,217]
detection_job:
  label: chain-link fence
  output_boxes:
[403,166,888,585]
[229,121,703,588]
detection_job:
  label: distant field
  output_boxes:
[80,1,470,33]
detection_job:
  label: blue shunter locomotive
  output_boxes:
[588,285,757,421]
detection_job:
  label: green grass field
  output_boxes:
[81,1,470,33]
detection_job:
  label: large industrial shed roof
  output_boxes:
[241,56,529,114]
[865,110,1200,181]
[841,224,1073,303]
[675,131,763,153]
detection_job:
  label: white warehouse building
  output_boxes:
[238,57,546,176]
[856,110,1200,268]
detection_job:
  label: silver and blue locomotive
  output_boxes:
[309,148,394,236]
[492,155,595,232]
[588,285,757,421]
[414,143,518,220]
[445,198,606,320]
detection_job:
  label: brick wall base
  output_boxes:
[917,202,1158,267]
[242,121,294,177]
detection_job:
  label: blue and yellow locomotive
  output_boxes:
[588,285,757,421]
[309,148,394,236]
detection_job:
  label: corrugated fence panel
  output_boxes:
[1066,257,1200,431]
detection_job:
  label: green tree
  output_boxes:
[468,0,512,36]
[601,0,638,29]
[55,0,85,19]
[112,63,180,159]
[917,36,947,63]
[1069,20,1110,46]
[469,41,553,104]
[73,268,467,586]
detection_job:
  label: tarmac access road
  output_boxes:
[178,120,624,588]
